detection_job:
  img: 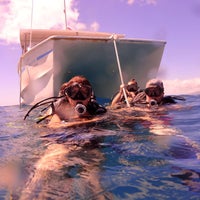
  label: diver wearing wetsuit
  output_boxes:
[111,78,141,107]
[24,75,106,123]
[132,79,185,107]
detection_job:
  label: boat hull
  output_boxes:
[19,36,165,105]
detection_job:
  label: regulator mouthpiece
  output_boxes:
[75,103,87,116]
[149,99,158,107]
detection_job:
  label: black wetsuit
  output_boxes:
[86,100,107,115]
[132,91,183,106]
[52,98,107,121]
[111,89,141,105]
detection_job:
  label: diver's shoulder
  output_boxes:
[161,96,177,104]
[161,95,186,105]
[88,100,107,115]
[132,90,146,103]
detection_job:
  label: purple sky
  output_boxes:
[1,0,200,105]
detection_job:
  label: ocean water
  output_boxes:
[0,95,200,200]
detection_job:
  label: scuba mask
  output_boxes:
[64,82,92,101]
[145,86,163,98]
[126,84,138,92]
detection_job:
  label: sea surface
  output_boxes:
[0,95,200,200]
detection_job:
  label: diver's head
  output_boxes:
[145,79,164,105]
[126,79,139,93]
[60,75,93,107]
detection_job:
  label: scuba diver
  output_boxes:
[24,75,107,124]
[111,78,140,107]
[132,78,186,108]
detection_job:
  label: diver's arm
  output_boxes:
[111,92,123,106]
[111,84,126,107]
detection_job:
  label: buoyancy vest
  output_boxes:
[53,98,107,121]
[131,92,185,106]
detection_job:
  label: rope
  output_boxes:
[112,35,130,107]
[63,0,68,29]
[29,0,34,50]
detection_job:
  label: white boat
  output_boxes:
[18,29,166,105]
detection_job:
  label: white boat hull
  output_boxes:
[19,31,165,105]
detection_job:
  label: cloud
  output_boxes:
[127,0,157,5]
[127,0,135,5]
[0,0,99,44]
[90,22,100,32]
[163,78,200,95]
[145,0,157,5]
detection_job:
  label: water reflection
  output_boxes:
[1,103,200,199]
[19,128,116,200]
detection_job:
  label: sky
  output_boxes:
[0,0,200,106]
